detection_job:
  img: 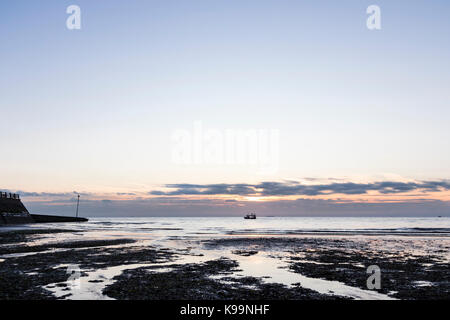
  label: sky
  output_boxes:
[1,1,450,216]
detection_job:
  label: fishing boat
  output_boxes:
[244,213,256,219]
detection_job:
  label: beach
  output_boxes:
[0,217,449,300]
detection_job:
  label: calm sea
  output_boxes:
[36,216,450,237]
[3,217,450,239]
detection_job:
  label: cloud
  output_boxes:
[7,180,450,217]
[150,180,450,197]
[149,184,255,196]
[23,196,450,217]
[0,190,82,198]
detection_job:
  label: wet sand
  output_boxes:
[0,228,449,300]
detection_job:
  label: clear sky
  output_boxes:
[1,1,450,216]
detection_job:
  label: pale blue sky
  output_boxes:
[1,1,450,216]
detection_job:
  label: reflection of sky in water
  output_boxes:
[226,254,395,300]
[45,248,395,300]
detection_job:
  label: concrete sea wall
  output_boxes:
[1,191,88,225]
[0,192,34,224]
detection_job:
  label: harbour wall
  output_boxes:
[1,192,88,225]
[0,192,34,224]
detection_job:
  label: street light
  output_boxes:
[75,194,80,218]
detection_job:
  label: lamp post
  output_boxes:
[76,194,80,218]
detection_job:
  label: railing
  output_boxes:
[0,192,20,199]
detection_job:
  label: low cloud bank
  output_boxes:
[23,197,450,217]
[150,180,450,196]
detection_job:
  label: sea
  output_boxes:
[12,216,449,237]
